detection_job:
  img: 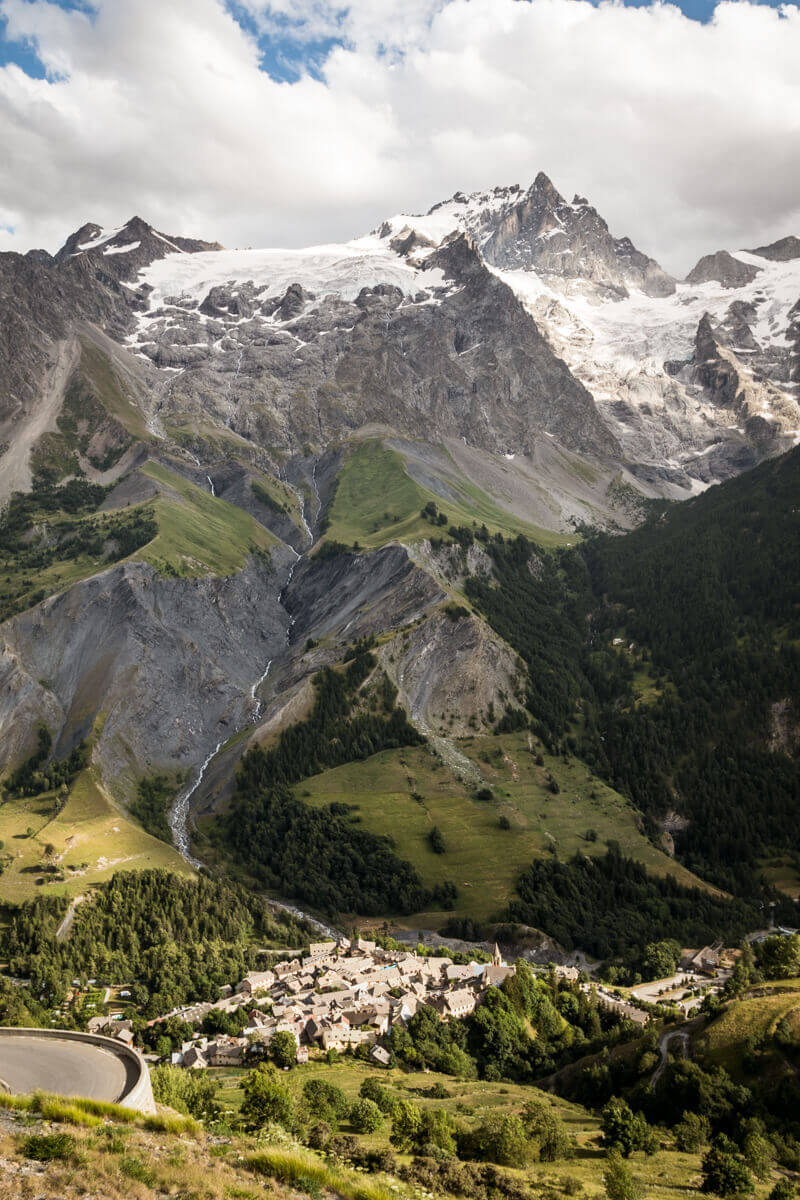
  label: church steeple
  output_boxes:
[492,943,502,967]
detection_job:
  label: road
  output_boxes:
[0,1035,134,1102]
[650,1028,691,1091]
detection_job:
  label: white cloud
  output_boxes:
[0,0,799,274]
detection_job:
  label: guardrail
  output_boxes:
[0,1026,155,1114]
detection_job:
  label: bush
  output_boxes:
[601,1098,657,1157]
[701,1141,755,1197]
[271,1030,299,1068]
[603,1150,642,1200]
[150,1064,220,1120]
[19,1132,76,1162]
[350,1098,384,1133]
[120,1155,157,1186]
[303,1078,350,1123]
[359,1076,395,1114]
[673,1110,710,1152]
[522,1100,574,1162]
[428,826,446,854]
[464,1111,532,1167]
[241,1064,294,1130]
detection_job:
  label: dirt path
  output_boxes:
[0,339,79,502]
[56,894,86,942]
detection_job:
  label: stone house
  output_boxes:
[239,970,276,995]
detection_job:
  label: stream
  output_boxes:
[167,459,341,938]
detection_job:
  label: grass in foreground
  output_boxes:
[0,1087,407,1200]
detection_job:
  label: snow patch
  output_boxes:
[103,240,141,256]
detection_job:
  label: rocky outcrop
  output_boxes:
[55,215,222,282]
[379,609,523,736]
[284,543,444,647]
[685,250,761,288]
[0,551,295,794]
[747,235,800,262]
[480,173,675,298]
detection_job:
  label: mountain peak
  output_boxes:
[376,175,674,299]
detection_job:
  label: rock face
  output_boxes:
[283,543,444,647]
[121,228,618,460]
[379,610,522,737]
[1,176,799,817]
[686,250,762,288]
[54,216,222,282]
[0,553,294,795]
[386,173,675,298]
[747,236,800,262]
[480,173,676,299]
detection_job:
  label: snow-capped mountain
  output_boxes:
[380,171,675,299]
[1,173,798,510]
[1,175,799,840]
[377,173,800,485]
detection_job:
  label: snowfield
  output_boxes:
[135,235,443,310]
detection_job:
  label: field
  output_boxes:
[759,854,800,899]
[138,461,277,577]
[0,767,190,903]
[206,1057,762,1200]
[322,440,570,552]
[698,982,800,1073]
[297,731,712,926]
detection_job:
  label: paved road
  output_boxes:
[0,1035,134,1102]
[650,1028,690,1091]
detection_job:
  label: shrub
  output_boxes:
[303,1078,350,1122]
[701,1141,755,1197]
[119,1155,157,1186]
[19,1132,76,1162]
[428,826,446,854]
[603,1150,642,1200]
[359,1076,395,1114]
[350,1098,384,1134]
[241,1064,294,1130]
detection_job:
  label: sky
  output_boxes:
[1,0,799,275]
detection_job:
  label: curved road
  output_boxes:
[650,1028,690,1091]
[0,1035,133,1102]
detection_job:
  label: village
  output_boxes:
[80,936,741,1071]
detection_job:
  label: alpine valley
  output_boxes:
[1,169,799,956]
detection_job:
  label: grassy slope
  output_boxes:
[0,768,190,903]
[1,458,278,624]
[297,731,711,926]
[78,339,151,441]
[0,1094,396,1200]
[323,441,571,551]
[699,980,800,1074]
[207,1058,767,1200]
[138,461,277,577]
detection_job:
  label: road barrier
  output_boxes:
[0,1026,155,1114]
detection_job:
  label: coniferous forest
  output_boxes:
[222,647,458,915]
[466,445,800,912]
